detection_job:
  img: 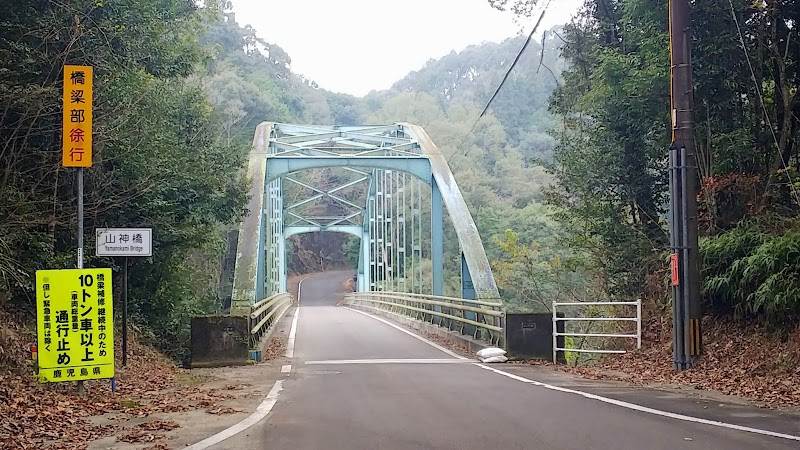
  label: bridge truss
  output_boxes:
[229,123,502,337]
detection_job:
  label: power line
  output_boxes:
[448,1,552,166]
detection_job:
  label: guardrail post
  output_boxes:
[500,310,507,349]
[552,301,557,364]
[636,298,642,350]
[248,293,293,356]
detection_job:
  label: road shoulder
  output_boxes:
[86,307,297,450]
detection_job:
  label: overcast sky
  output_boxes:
[230,0,583,97]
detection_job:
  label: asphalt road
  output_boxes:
[210,272,799,450]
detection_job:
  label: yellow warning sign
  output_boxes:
[36,269,114,382]
[62,65,93,167]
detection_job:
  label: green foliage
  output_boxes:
[384,34,566,163]
[504,0,800,332]
[130,247,223,364]
[342,236,360,270]
[701,221,800,327]
[491,224,601,313]
[543,0,670,298]
[0,0,257,360]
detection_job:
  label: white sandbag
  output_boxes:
[476,347,506,359]
[479,355,508,363]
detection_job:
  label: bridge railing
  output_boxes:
[552,299,641,364]
[249,292,294,347]
[343,291,505,347]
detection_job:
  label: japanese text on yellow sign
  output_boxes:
[62,65,93,167]
[36,269,114,382]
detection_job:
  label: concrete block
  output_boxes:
[506,312,566,362]
[190,315,250,368]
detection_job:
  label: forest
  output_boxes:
[1,0,798,367]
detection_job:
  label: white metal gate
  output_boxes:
[552,300,642,363]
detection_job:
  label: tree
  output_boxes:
[0,0,249,360]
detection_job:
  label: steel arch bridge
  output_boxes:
[229,122,504,345]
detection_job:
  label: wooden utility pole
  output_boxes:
[668,0,702,370]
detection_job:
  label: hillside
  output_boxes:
[385,30,566,157]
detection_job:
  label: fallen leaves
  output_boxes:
[0,372,118,449]
[135,420,180,432]
[0,314,244,450]
[419,331,472,357]
[206,406,243,415]
[117,429,165,443]
[142,444,171,450]
[115,422,178,445]
[263,336,286,361]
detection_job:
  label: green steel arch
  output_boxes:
[229,122,500,314]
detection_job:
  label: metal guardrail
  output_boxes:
[249,292,294,347]
[344,291,505,347]
[552,300,642,363]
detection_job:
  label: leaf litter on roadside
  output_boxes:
[0,323,241,450]
[553,316,800,409]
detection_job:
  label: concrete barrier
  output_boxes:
[506,312,566,362]
[190,315,250,368]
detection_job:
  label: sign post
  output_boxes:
[63,65,93,394]
[96,228,153,366]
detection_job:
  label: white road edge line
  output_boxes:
[345,305,800,442]
[184,380,284,450]
[306,358,473,365]
[285,309,299,358]
[343,306,467,360]
[474,364,800,442]
[184,275,314,449]
[285,276,308,358]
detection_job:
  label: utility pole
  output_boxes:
[668,0,702,370]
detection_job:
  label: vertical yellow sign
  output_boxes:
[36,268,114,382]
[62,65,93,167]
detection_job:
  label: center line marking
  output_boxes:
[281,364,292,373]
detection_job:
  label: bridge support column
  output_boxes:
[431,179,444,296]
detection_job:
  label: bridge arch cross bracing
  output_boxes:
[229,122,501,315]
